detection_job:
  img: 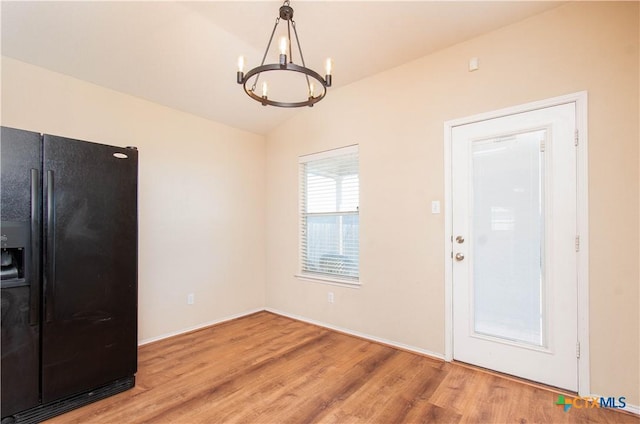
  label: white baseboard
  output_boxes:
[265,307,446,361]
[137,307,264,346]
[625,403,640,415]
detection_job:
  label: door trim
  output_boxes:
[443,91,589,395]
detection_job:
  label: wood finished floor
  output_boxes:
[46,312,638,424]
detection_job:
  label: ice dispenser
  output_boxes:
[1,221,29,287]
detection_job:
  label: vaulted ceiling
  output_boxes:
[1,1,562,135]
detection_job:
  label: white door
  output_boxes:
[451,103,578,391]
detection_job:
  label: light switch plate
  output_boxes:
[431,200,441,214]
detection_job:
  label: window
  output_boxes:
[299,145,359,283]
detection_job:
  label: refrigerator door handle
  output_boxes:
[29,169,41,325]
[45,170,55,323]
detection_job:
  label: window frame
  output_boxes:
[296,145,360,287]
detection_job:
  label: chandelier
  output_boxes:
[236,0,332,108]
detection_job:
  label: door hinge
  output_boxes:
[574,129,579,147]
[540,140,545,152]
[576,342,581,358]
[575,235,580,252]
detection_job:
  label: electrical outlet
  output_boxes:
[328,292,334,304]
[187,293,195,305]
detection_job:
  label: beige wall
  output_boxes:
[1,57,267,343]
[265,1,639,404]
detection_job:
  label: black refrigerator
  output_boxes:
[1,127,138,423]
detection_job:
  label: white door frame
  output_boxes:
[443,91,590,396]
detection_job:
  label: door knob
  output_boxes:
[455,253,465,261]
[456,236,465,244]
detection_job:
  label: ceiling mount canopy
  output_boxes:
[236,0,332,108]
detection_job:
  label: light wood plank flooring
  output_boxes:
[46,312,638,423]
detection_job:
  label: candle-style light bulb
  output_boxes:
[279,37,287,66]
[261,81,269,106]
[279,37,287,55]
[237,56,245,84]
[325,58,333,87]
[309,83,315,98]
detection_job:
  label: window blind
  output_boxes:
[299,145,359,281]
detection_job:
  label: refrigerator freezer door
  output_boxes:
[41,135,138,402]
[1,127,42,416]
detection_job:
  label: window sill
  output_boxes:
[295,273,361,289]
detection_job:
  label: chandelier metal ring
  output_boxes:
[241,63,328,108]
